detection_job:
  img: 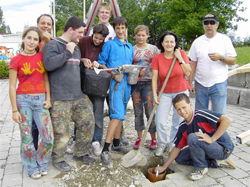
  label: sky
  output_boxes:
[1,0,250,39]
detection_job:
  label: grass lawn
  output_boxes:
[235,46,250,66]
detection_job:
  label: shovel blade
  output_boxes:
[120,150,147,168]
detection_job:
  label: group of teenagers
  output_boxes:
[9,2,237,182]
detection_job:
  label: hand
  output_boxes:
[195,131,213,144]
[208,53,223,61]
[153,94,159,105]
[189,83,195,94]
[21,62,35,75]
[82,58,92,68]
[12,112,22,123]
[43,100,52,109]
[66,42,76,54]
[139,68,145,76]
[36,61,45,73]
[42,31,51,43]
[174,48,182,60]
[92,61,100,68]
[154,166,166,174]
[113,73,123,82]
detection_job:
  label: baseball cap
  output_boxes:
[203,13,218,22]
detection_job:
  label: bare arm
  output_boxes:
[9,69,22,123]
[43,71,51,109]
[196,115,232,144]
[155,147,181,173]
[174,49,191,76]
[208,53,236,65]
[188,60,197,94]
[152,69,159,104]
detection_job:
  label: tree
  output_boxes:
[0,7,11,34]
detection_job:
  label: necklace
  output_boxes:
[21,50,37,56]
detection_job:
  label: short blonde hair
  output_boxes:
[99,2,112,13]
[134,25,149,35]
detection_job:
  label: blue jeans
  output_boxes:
[16,94,54,176]
[195,80,227,114]
[131,81,156,133]
[88,95,105,144]
[175,133,232,170]
[155,90,189,148]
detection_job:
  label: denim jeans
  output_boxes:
[175,133,232,170]
[195,80,227,114]
[88,95,105,144]
[131,81,156,133]
[155,90,189,148]
[16,94,54,176]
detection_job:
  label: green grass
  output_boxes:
[235,47,250,66]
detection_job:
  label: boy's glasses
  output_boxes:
[203,20,216,25]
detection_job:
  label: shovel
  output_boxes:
[121,57,177,168]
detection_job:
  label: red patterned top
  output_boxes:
[9,53,47,94]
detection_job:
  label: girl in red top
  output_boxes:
[151,31,191,157]
[9,27,53,179]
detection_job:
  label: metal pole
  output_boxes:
[83,0,86,23]
[53,0,56,37]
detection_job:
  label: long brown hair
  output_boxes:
[21,26,42,53]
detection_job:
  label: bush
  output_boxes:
[0,60,9,78]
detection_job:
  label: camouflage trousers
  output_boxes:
[50,96,94,163]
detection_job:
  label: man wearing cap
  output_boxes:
[188,12,237,114]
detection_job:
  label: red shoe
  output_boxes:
[133,138,141,150]
[149,139,157,150]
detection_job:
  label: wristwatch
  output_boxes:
[220,56,225,62]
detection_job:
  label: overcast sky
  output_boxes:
[1,0,249,39]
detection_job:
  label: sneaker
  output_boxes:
[111,144,130,154]
[216,157,236,169]
[92,141,102,156]
[155,146,165,156]
[40,170,48,176]
[120,135,129,145]
[52,161,71,172]
[73,154,96,164]
[30,171,42,179]
[133,138,141,150]
[66,141,75,154]
[101,151,113,168]
[149,139,157,150]
[188,167,208,181]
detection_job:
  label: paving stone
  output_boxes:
[0,151,8,160]
[207,168,229,179]
[0,144,10,152]
[221,167,249,179]
[239,176,250,186]
[9,147,20,155]
[234,159,250,172]
[217,176,247,187]
[7,154,21,164]
[236,152,250,162]
[2,173,22,187]
[0,169,3,180]
[4,163,23,175]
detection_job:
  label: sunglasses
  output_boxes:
[203,20,216,25]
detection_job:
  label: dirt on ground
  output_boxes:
[56,109,166,187]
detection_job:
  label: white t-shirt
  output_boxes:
[88,23,116,42]
[188,32,237,87]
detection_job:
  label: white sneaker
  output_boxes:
[188,167,208,181]
[155,146,165,156]
[216,157,236,169]
[66,141,75,154]
[92,141,102,156]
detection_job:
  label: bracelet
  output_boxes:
[12,110,19,113]
[179,61,183,65]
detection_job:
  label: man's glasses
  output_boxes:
[203,20,216,25]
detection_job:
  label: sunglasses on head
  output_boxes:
[203,20,216,25]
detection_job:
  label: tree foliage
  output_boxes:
[54,0,247,49]
[0,7,11,34]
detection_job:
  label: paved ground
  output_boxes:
[0,78,249,187]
